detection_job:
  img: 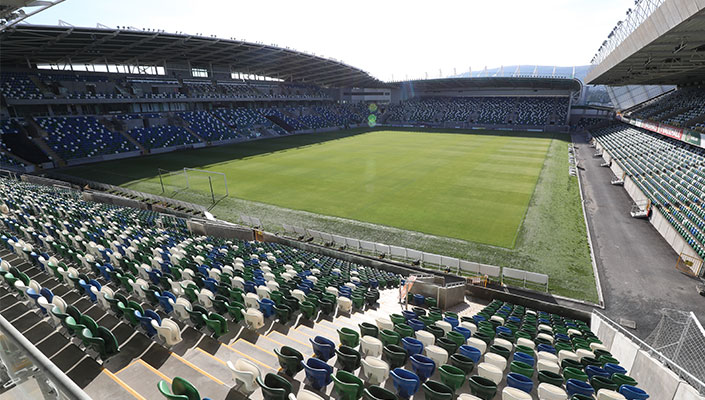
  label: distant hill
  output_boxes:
[454,65,592,82]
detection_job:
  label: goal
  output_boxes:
[157,167,228,204]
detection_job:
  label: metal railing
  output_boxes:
[593,309,705,395]
[0,314,92,400]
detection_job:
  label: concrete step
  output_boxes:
[266,331,313,356]
[224,339,278,370]
[213,342,278,372]
[83,369,145,400]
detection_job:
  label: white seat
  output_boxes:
[415,330,435,348]
[173,298,192,321]
[576,348,595,360]
[37,296,51,314]
[490,315,505,325]
[152,319,183,346]
[493,337,513,352]
[568,328,582,337]
[244,293,260,309]
[228,358,261,394]
[596,389,627,400]
[435,320,452,334]
[538,351,559,364]
[590,342,609,352]
[516,337,535,350]
[376,317,394,331]
[325,286,338,297]
[424,344,448,366]
[538,324,553,333]
[291,289,306,302]
[256,286,271,300]
[558,350,580,363]
[230,276,245,290]
[460,321,477,335]
[198,289,214,309]
[97,287,114,310]
[291,389,325,400]
[458,395,483,400]
[536,332,554,344]
[537,359,560,374]
[484,352,507,371]
[360,336,383,358]
[467,337,487,354]
[244,308,264,330]
[360,356,389,385]
[477,362,503,384]
[502,387,532,400]
[538,383,568,400]
[266,281,279,292]
[130,278,149,300]
[337,297,352,313]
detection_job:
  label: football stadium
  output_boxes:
[0,0,704,399]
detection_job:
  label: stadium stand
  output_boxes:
[0,176,648,400]
[385,96,569,126]
[128,125,200,150]
[177,111,242,141]
[591,123,705,259]
[35,116,139,160]
[0,119,26,168]
[628,87,705,130]
[0,72,43,99]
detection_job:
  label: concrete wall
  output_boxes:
[592,313,705,399]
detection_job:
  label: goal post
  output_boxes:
[156,167,228,205]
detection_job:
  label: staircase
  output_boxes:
[25,119,65,167]
[0,245,405,400]
[264,115,293,133]
[4,123,50,165]
[99,118,147,154]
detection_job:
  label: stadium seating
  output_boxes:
[0,176,651,399]
[0,119,26,168]
[592,123,705,258]
[178,111,242,141]
[36,116,139,159]
[129,125,200,150]
[385,96,569,126]
[629,87,705,131]
[0,72,43,99]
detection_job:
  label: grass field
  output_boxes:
[64,128,597,302]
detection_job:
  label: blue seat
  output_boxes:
[390,368,421,399]
[135,309,161,337]
[513,351,535,367]
[309,336,336,361]
[243,280,256,294]
[496,326,512,336]
[507,372,533,393]
[157,291,176,313]
[619,384,649,400]
[301,357,333,390]
[408,319,425,332]
[566,378,594,397]
[409,354,435,382]
[369,279,378,289]
[80,280,100,302]
[459,345,482,363]
[472,315,485,324]
[453,326,471,340]
[604,363,627,376]
[96,264,113,281]
[402,310,416,321]
[413,294,425,306]
[585,365,610,380]
[203,278,217,292]
[536,343,556,354]
[147,268,162,285]
[260,298,275,318]
[443,317,459,329]
[26,287,41,303]
[39,288,53,303]
[401,337,424,356]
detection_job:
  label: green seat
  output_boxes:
[224,301,245,322]
[335,345,362,372]
[449,353,475,375]
[446,331,466,348]
[83,327,120,359]
[428,311,443,322]
[202,312,228,338]
[319,298,334,315]
[338,327,360,347]
[611,373,637,387]
[273,304,292,324]
[157,377,201,400]
[390,313,406,326]
[332,370,364,400]
[436,337,458,355]
[359,322,378,338]
[300,301,317,320]
[438,364,465,392]
[421,379,454,400]
[393,323,414,339]
[468,375,497,400]
[382,344,408,369]
[425,297,437,308]
[351,295,364,309]
[489,344,511,359]
[257,373,292,400]
[117,301,142,327]
[425,325,445,340]
[363,385,398,400]
[538,370,564,387]
[510,360,534,379]
[379,329,401,346]
[187,305,208,329]
[274,346,304,377]
[65,316,86,338]
[230,288,245,303]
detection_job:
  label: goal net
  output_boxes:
[157,167,228,204]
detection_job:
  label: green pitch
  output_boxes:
[67,129,549,248]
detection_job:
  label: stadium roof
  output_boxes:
[391,76,582,92]
[587,1,705,86]
[0,24,385,87]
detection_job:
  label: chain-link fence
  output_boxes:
[645,308,705,394]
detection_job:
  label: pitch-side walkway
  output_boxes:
[574,133,705,338]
